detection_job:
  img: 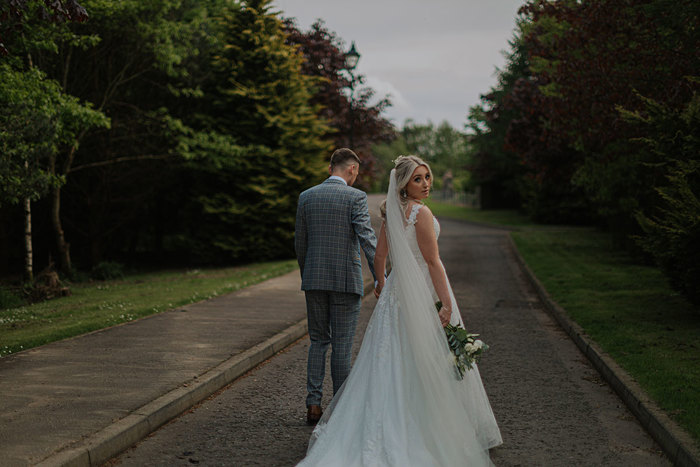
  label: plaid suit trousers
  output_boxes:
[305,289,361,407]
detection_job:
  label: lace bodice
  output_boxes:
[405,204,441,300]
[405,203,440,247]
[405,203,439,232]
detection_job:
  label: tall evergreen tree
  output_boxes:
[181,0,330,262]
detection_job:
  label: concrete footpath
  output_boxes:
[0,270,317,466]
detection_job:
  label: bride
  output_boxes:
[297,155,502,466]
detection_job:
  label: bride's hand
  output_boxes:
[374,279,385,298]
[438,306,451,327]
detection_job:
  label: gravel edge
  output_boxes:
[507,235,700,467]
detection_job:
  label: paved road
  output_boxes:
[111,214,669,466]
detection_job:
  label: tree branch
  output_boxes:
[68,154,173,174]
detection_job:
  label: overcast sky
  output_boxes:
[272,0,524,131]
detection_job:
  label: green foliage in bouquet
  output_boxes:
[436,301,489,379]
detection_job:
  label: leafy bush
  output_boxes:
[91,262,126,281]
[636,160,700,305]
[0,287,23,309]
[631,90,700,306]
[67,269,91,283]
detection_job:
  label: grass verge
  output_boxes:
[0,260,297,357]
[425,199,537,228]
[512,229,700,442]
[433,201,700,442]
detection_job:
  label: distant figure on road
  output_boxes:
[297,155,502,466]
[294,148,377,426]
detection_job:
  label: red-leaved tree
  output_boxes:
[512,0,699,233]
[284,19,395,189]
[0,0,87,56]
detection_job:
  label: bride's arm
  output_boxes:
[373,222,388,298]
[415,207,452,326]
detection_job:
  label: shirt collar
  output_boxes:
[328,175,347,185]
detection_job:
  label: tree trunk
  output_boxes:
[24,197,33,282]
[22,48,36,282]
[49,139,81,277]
[51,185,71,275]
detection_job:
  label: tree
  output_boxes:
[504,73,593,223]
[0,0,109,281]
[373,121,470,195]
[0,0,87,56]
[628,90,700,305]
[1,0,393,277]
[174,0,330,262]
[399,121,470,186]
[0,64,108,280]
[2,0,228,271]
[372,134,410,192]
[466,24,532,211]
[517,0,699,232]
[54,0,230,268]
[284,19,394,190]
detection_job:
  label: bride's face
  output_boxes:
[405,165,431,200]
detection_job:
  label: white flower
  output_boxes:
[464,343,475,353]
[474,340,484,349]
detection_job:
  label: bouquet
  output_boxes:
[436,301,489,379]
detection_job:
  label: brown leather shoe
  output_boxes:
[306,405,322,425]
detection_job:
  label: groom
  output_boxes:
[295,148,377,425]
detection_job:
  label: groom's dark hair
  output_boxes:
[330,148,361,171]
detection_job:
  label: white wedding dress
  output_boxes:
[298,172,502,466]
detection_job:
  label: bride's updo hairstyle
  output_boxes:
[380,155,433,220]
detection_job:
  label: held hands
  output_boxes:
[374,279,385,298]
[438,305,451,327]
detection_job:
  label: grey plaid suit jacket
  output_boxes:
[295,178,377,297]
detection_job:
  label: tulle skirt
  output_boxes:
[297,274,502,466]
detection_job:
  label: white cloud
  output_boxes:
[362,75,411,109]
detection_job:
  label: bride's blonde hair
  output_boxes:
[380,155,433,220]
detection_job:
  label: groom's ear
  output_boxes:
[328,164,333,175]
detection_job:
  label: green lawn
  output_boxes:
[0,260,297,357]
[425,199,537,228]
[434,202,700,441]
[512,230,700,441]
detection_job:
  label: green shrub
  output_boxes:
[636,159,700,305]
[67,269,91,283]
[90,261,126,281]
[0,287,24,309]
[629,89,700,306]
